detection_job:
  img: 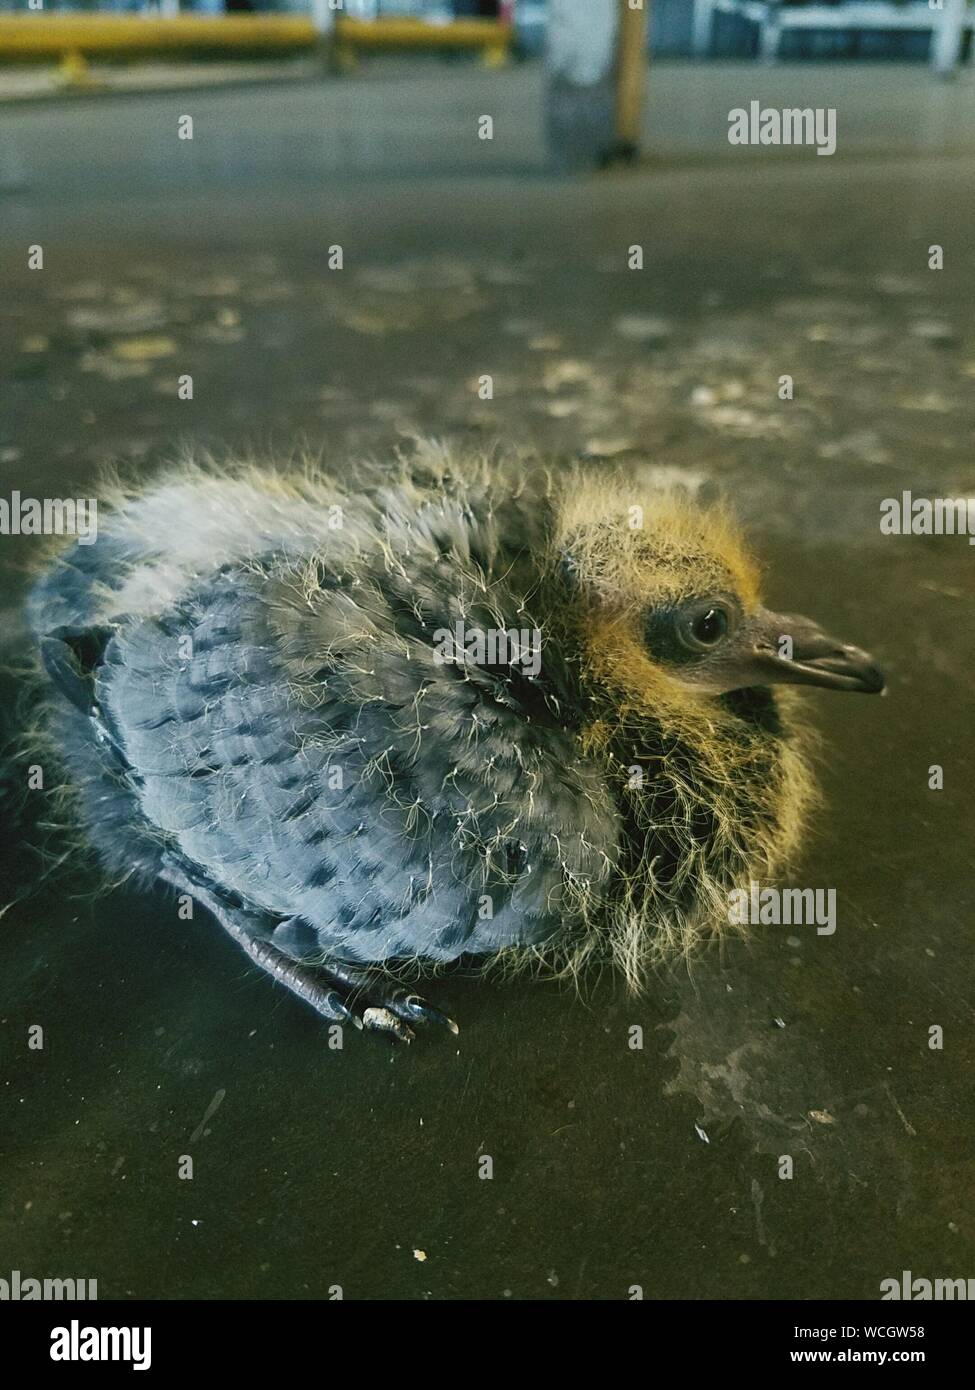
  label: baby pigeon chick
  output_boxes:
[28,445,884,1042]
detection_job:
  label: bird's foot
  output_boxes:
[159,854,457,1044]
[315,960,460,1044]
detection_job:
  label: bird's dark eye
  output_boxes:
[677,600,734,653]
[693,608,727,645]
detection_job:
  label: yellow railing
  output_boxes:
[0,15,319,60]
[0,13,513,83]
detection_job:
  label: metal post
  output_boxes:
[309,0,338,34]
[692,0,717,57]
[931,0,967,77]
[545,0,650,170]
[759,1,782,64]
[615,0,650,155]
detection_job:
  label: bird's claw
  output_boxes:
[400,993,460,1034]
[326,990,364,1029]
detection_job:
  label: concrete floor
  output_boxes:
[0,60,973,1300]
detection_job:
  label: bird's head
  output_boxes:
[556,481,885,709]
[545,476,885,984]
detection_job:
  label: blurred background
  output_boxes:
[0,0,973,1302]
[0,1,972,58]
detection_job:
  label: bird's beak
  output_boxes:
[745,608,886,694]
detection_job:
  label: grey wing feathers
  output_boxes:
[89,559,619,965]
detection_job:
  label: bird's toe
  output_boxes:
[317,961,459,1041]
[398,993,460,1035]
